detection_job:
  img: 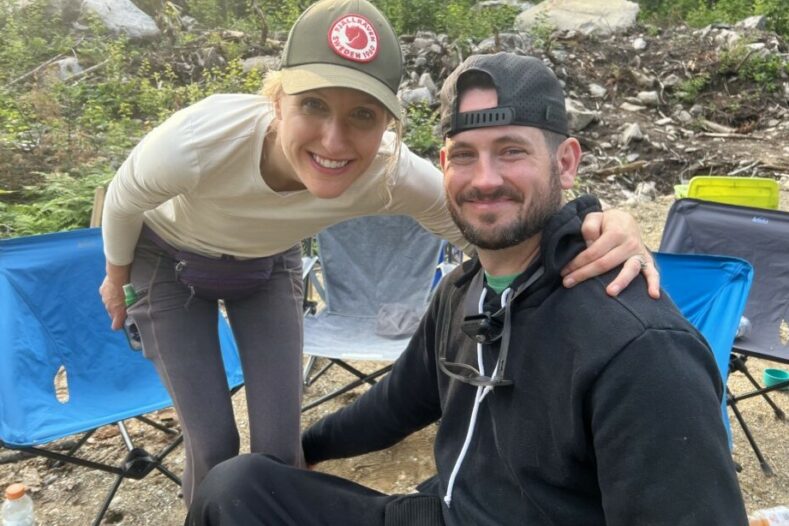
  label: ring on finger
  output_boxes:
[631,254,648,271]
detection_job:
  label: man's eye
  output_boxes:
[502,148,526,157]
[449,151,474,162]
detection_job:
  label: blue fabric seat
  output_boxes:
[0,227,243,525]
[655,252,753,445]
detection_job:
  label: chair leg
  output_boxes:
[729,355,785,419]
[333,360,381,387]
[92,473,125,526]
[302,364,393,412]
[50,429,96,468]
[303,355,317,385]
[728,393,773,476]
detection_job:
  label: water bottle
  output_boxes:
[735,316,752,340]
[123,283,143,351]
[749,505,789,526]
[2,483,35,526]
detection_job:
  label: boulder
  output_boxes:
[515,0,639,36]
[81,0,160,41]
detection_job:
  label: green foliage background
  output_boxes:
[0,0,786,237]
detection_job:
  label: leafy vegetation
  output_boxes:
[404,102,441,157]
[640,0,789,37]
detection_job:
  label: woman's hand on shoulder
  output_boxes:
[561,209,660,299]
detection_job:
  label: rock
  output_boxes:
[549,49,569,64]
[637,91,660,106]
[621,122,643,144]
[565,98,598,131]
[713,29,740,49]
[54,57,82,80]
[689,104,705,116]
[476,0,534,9]
[625,181,657,205]
[81,0,160,41]
[662,74,681,88]
[620,102,645,112]
[241,56,279,74]
[736,15,766,30]
[418,72,437,95]
[631,70,656,88]
[588,83,607,98]
[515,0,639,36]
[632,37,647,50]
[412,37,434,51]
[655,117,673,126]
[399,86,433,107]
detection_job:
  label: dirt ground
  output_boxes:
[1,185,788,525]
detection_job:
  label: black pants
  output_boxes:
[186,454,444,526]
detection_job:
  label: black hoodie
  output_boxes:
[303,195,748,526]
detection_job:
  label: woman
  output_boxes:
[99,0,658,506]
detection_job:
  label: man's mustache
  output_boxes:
[456,186,524,205]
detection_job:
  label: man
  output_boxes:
[187,53,747,525]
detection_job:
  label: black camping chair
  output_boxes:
[660,198,789,474]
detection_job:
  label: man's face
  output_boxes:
[439,88,576,250]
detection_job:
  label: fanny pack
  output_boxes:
[141,225,275,301]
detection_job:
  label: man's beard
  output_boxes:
[448,164,563,250]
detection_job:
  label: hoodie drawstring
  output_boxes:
[443,287,512,508]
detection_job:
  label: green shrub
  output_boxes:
[0,170,113,238]
[404,102,441,157]
[719,44,789,91]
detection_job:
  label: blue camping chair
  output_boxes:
[0,227,243,526]
[655,252,753,445]
[301,215,445,411]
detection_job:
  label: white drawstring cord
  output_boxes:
[443,287,511,508]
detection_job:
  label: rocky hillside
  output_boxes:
[394,19,789,205]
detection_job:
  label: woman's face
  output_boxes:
[275,87,391,199]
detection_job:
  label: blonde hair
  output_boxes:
[259,69,404,204]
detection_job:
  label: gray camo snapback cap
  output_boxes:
[440,53,568,137]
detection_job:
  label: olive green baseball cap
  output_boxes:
[280,0,403,119]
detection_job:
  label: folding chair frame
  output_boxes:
[1,418,182,526]
[660,197,789,475]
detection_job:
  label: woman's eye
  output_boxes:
[352,107,376,121]
[301,98,327,113]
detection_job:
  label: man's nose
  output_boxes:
[470,155,504,192]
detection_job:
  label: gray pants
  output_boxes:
[127,235,305,506]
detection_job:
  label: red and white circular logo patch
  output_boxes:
[328,14,379,63]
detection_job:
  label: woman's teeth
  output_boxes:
[312,154,349,169]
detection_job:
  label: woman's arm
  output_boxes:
[563,209,660,299]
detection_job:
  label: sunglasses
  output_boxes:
[438,301,513,388]
[437,266,543,388]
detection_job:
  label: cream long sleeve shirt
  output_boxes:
[102,94,467,265]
